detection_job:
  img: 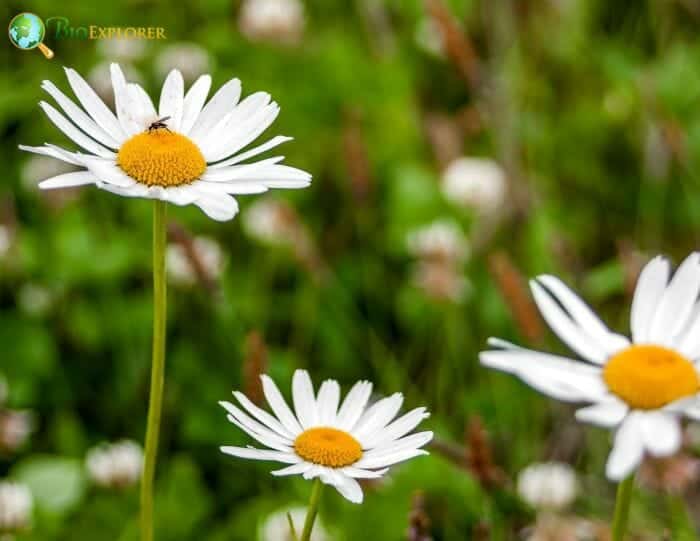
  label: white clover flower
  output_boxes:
[220,369,432,503]
[0,481,32,532]
[97,39,146,61]
[166,236,225,286]
[155,43,211,84]
[517,462,578,511]
[441,157,506,213]
[260,506,328,541]
[406,220,468,263]
[86,440,143,489]
[239,0,305,44]
[20,63,311,221]
[481,253,700,481]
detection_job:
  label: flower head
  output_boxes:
[0,481,32,533]
[481,253,700,481]
[220,370,432,503]
[441,157,506,213]
[86,440,143,489]
[21,64,311,221]
[239,0,305,45]
[517,462,578,511]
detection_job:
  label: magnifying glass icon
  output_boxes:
[8,13,54,59]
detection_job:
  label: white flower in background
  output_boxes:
[481,253,700,481]
[97,39,146,61]
[87,61,144,106]
[441,157,506,213]
[21,63,312,221]
[260,506,328,541]
[155,43,211,83]
[0,410,34,453]
[17,284,52,317]
[86,440,143,489]
[243,197,298,246]
[406,220,468,263]
[0,481,32,532]
[239,0,305,44]
[517,462,578,511]
[166,236,225,286]
[220,369,432,503]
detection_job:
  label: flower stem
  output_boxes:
[141,200,168,541]
[300,479,324,541]
[667,493,698,541]
[611,476,634,541]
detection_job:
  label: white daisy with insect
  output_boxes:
[480,253,700,538]
[20,63,311,221]
[219,370,432,506]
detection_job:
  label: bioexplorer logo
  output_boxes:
[8,12,167,60]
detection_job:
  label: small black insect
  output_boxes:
[147,116,172,133]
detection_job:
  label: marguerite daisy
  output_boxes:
[219,369,433,503]
[20,63,311,221]
[480,253,700,481]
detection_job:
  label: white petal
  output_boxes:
[332,474,363,504]
[480,349,606,403]
[316,380,341,426]
[352,393,404,443]
[605,412,645,481]
[270,462,313,477]
[180,75,211,135]
[110,64,144,136]
[232,390,295,439]
[219,446,300,464]
[39,171,96,189]
[64,67,127,142]
[128,83,157,124]
[336,381,373,431]
[193,192,239,221]
[199,157,286,182]
[530,280,608,364]
[361,407,430,449]
[631,256,670,343]
[220,401,293,452]
[97,182,150,199]
[341,466,389,479]
[355,448,429,470]
[640,411,681,457]
[575,399,628,428]
[648,253,700,346]
[292,369,318,429]
[676,309,700,359]
[161,185,199,206]
[208,136,293,169]
[159,69,185,132]
[188,78,242,142]
[261,375,303,436]
[81,156,136,188]
[39,101,115,159]
[360,431,433,463]
[42,80,120,148]
[19,144,82,166]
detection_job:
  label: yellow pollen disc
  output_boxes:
[603,345,700,410]
[294,427,363,468]
[117,130,206,187]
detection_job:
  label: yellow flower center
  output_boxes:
[117,130,206,187]
[294,427,363,468]
[603,345,700,410]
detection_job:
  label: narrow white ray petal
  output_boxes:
[480,349,606,403]
[110,63,143,136]
[605,412,645,481]
[486,337,526,350]
[97,182,151,199]
[648,253,700,346]
[270,462,312,477]
[196,180,269,196]
[180,75,211,135]
[19,144,83,166]
[188,78,242,142]
[81,156,136,188]
[128,83,157,124]
[360,432,434,462]
[575,399,628,428]
[199,157,286,182]
[39,102,115,159]
[261,375,303,436]
[361,407,430,449]
[292,369,318,429]
[160,185,200,206]
[302,465,325,480]
[38,171,96,189]
[219,401,293,451]
[225,414,291,453]
[536,275,630,353]
[354,448,429,470]
[676,307,700,359]
[331,473,363,504]
[530,281,608,364]
[640,411,681,457]
[336,381,373,431]
[41,80,120,148]
[232,391,296,440]
[159,69,185,131]
[631,256,671,343]
[204,103,280,162]
[341,466,389,479]
[316,380,341,425]
[64,67,127,142]
[192,192,239,221]
[208,136,293,169]
[219,446,300,464]
[352,394,404,442]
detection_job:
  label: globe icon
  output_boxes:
[8,13,53,58]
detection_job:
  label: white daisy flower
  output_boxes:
[219,369,432,503]
[481,253,700,481]
[20,63,311,222]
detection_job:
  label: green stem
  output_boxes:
[667,493,698,541]
[300,479,324,541]
[140,200,168,541]
[611,476,634,541]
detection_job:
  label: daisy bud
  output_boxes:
[239,0,305,45]
[155,43,211,84]
[441,157,507,214]
[0,481,33,533]
[86,440,143,489]
[517,462,578,512]
[260,506,328,541]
